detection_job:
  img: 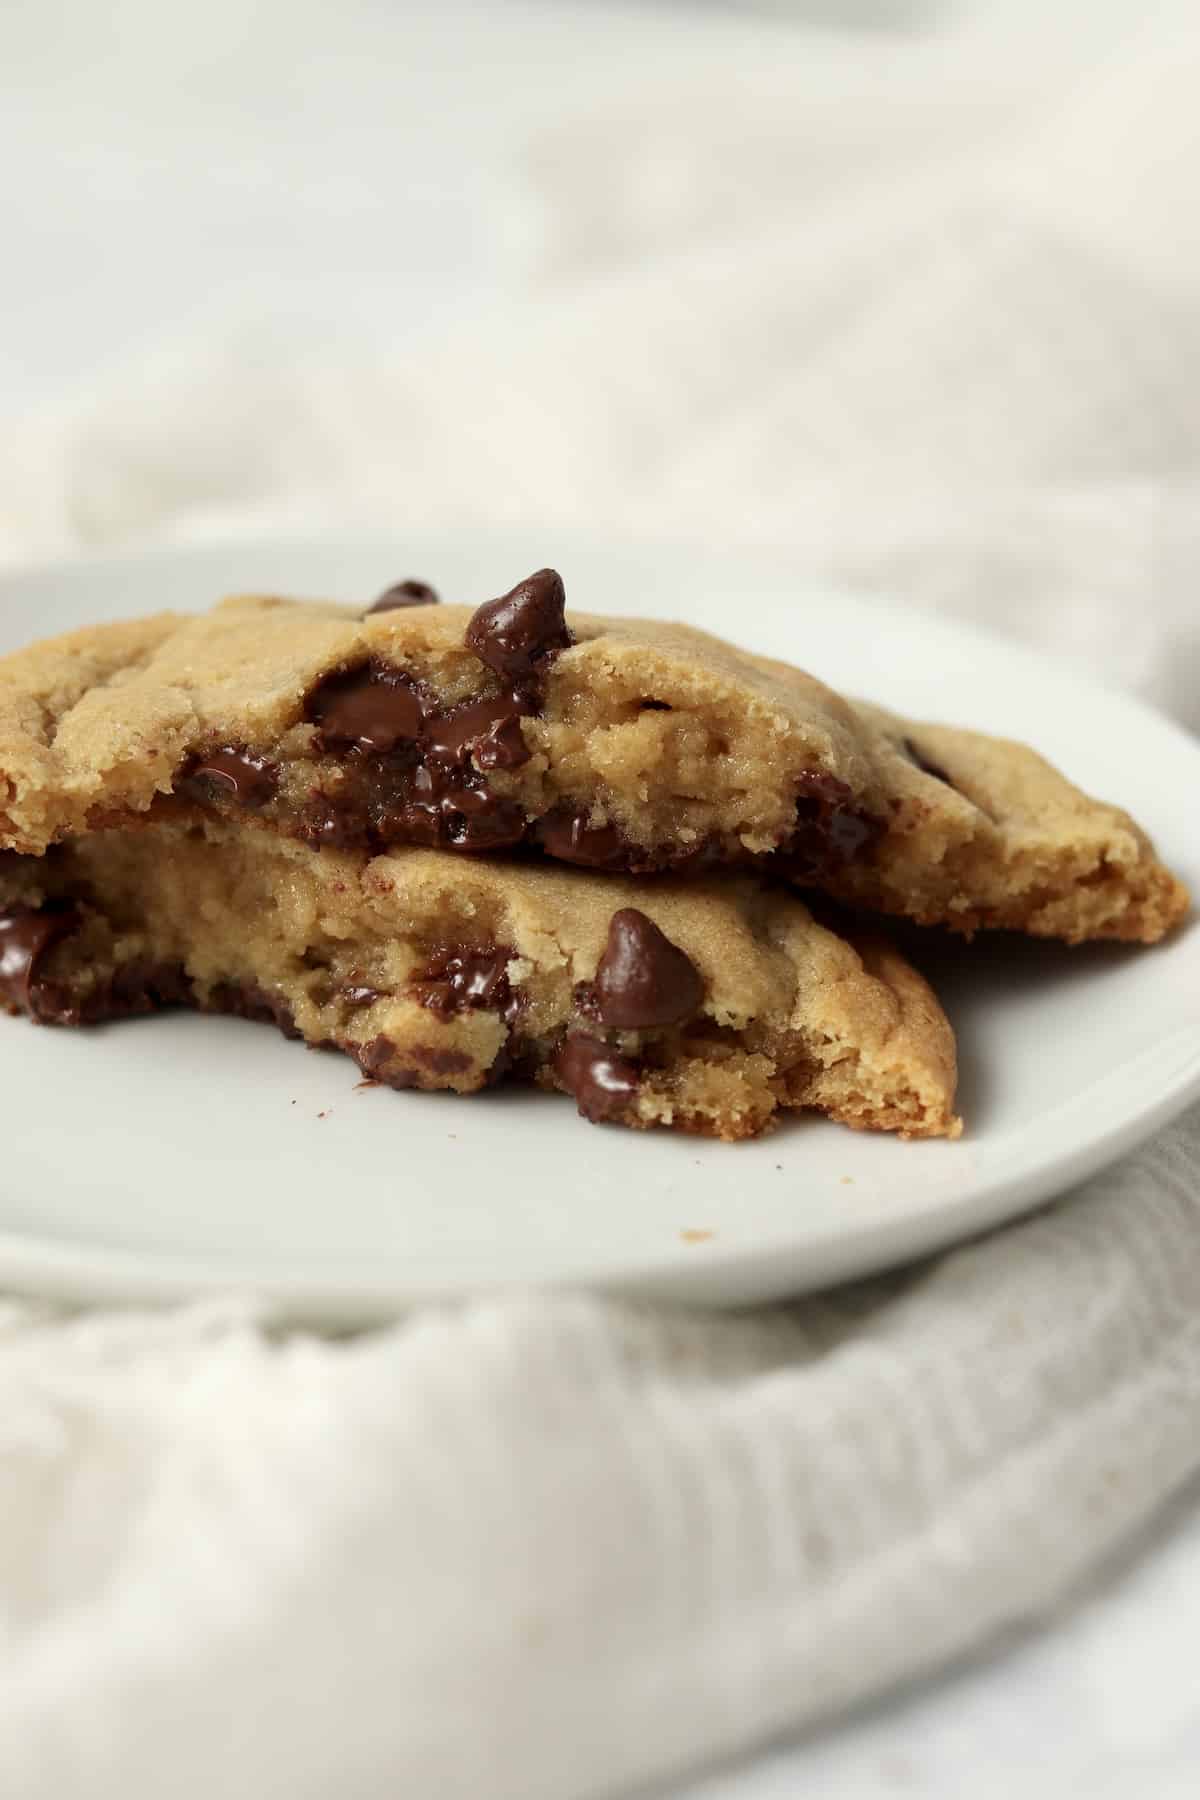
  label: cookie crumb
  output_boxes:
[680,1228,715,1245]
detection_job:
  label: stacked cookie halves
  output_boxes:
[0,571,1187,1140]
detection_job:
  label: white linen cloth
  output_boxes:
[0,3,1198,1795]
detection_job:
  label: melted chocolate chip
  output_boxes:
[781,771,883,880]
[356,1035,395,1077]
[176,746,279,810]
[536,809,628,870]
[20,956,193,1029]
[594,909,705,1030]
[291,621,875,880]
[412,945,514,1019]
[341,984,382,1008]
[85,961,193,1024]
[353,1035,419,1088]
[367,579,440,614]
[298,569,565,856]
[207,982,303,1040]
[384,770,528,852]
[903,737,954,788]
[442,794,528,851]
[423,691,531,772]
[571,980,603,1023]
[299,649,539,854]
[534,810,718,877]
[301,794,372,850]
[0,904,82,1016]
[555,1033,640,1123]
[464,569,571,683]
[307,665,424,753]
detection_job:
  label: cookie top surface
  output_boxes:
[0,582,1187,944]
[0,591,872,787]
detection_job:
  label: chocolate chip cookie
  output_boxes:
[0,572,1185,943]
[0,822,960,1140]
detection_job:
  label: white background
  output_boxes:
[3,3,1199,1795]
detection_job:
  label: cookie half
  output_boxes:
[0,573,1183,943]
[0,822,960,1141]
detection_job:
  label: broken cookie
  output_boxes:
[0,821,960,1141]
[0,572,1185,942]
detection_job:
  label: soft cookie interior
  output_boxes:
[0,821,961,1142]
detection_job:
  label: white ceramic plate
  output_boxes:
[1,531,1197,1322]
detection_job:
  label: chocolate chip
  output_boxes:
[0,904,81,1016]
[304,763,530,856]
[307,665,424,753]
[534,811,718,876]
[300,794,373,850]
[594,908,704,1030]
[356,1035,396,1077]
[341,984,382,1008]
[367,579,440,614]
[464,569,571,683]
[207,982,303,1040]
[781,771,883,880]
[424,691,531,772]
[412,945,514,1018]
[300,651,540,853]
[353,1035,420,1089]
[444,795,527,851]
[555,1033,640,1122]
[107,960,188,1013]
[903,737,955,788]
[536,809,627,870]
[386,768,529,852]
[827,809,876,859]
[176,746,279,809]
[31,957,194,1028]
[571,980,602,1023]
